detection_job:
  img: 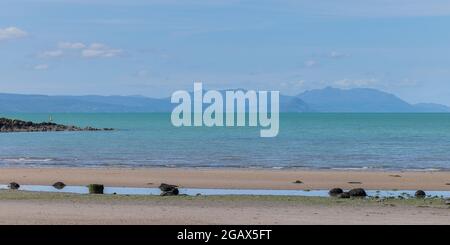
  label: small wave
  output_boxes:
[0,157,55,163]
[331,166,371,171]
[330,166,448,172]
[404,168,443,172]
[218,156,243,161]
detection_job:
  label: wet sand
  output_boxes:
[0,167,449,190]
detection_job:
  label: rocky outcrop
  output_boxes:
[0,118,113,133]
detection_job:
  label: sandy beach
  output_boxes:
[0,167,449,225]
[0,167,449,190]
[0,191,448,225]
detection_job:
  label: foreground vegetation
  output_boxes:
[0,190,448,209]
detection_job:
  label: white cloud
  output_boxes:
[136,69,149,78]
[58,42,86,49]
[81,43,122,58]
[398,78,419,87]
[39,50,63,58]
[329,51,349,59]
[0,27,27,41]
[38,42,122,59]
[34,64,49,70]
[280,80,306,90]
[304,60,318,67]
[333,78,378,88]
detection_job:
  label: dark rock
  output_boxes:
[8,182,20,190]
[160,188,179,196]
[293,180,303,184]
[159,183,178,192]
[0,117,113,133]
[159,183,179,196]
[389,175,402,178]
[83,126,100,131]
[415,190,426,198]
[347,181,362,184]
[328,188,344,197]
[52,182,66,190]
[338,192,350,198]
[87,184,104,194]
[348,188,367,197]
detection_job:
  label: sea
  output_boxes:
[1,113,450,171]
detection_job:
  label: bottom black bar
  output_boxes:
[0,225,447,243]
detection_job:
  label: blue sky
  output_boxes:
[1,0,450,105]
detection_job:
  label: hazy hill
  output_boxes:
[298,87,423,112]
[413,103,450,112]
[0,88,448,113]
[0,94,172,113]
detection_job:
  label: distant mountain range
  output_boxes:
[0,87,449,113]
[297,87,450,112]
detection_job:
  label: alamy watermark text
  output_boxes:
[171,82,279,137]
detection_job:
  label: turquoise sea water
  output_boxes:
[1,113,450,170]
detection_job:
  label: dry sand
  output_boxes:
[0,193,448,225]
[0,167,449,190]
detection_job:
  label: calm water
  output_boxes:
[1,185,450,198]
[1,113,450,170]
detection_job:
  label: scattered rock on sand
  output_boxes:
[328,188,343,197]
[347,181,362,184]
[338,192,350,199]
[348,188,367,197]
[52,182,66,190]
[159,183,178,191]
[389,174,402,178]
[8,182,20,190]
[160,189,179,196]
[415,190,426,198]
[159,183,179,196]
[87,184,104,194]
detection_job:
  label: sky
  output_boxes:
[1,0,450,105]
